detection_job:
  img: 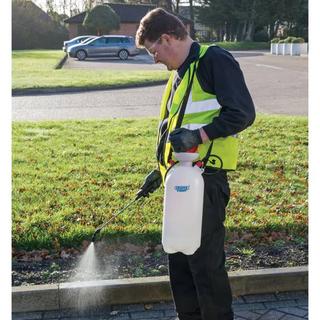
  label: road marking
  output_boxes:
[256,64,283,70]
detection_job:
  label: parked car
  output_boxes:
[67,35,140,61]
[67,36,98,51]
[62,35,95,52]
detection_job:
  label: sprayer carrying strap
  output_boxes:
[201,140,214,168]
[174,61,198,130]
[166,61,198,164]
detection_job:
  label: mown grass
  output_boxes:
[12,115,307,251]
[203,41,270,50]
[12,50,169,90]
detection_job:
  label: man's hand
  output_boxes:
[136,169,162,199]
[169,128,202,152]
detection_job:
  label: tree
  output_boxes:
[83,4,120,35]
[12,0,68,49]
[188,0,195,38]
[84,0,95,10]
[196,0,308,42]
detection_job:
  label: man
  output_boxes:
[136,8,255,320]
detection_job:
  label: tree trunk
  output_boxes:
[221,25,226,42]
[175,0,180,13]
[273,20,280,38]
[235,22,241,42]
[230,22,238,41]
[244,0,256,41]
[244,20,254,41]
[225,22,230,41]
[165,0,172,11]
[188,0,195,39]
[241,21,247,41]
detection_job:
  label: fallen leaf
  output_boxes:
[144,304,153,310]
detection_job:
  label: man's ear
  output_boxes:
[161,33,174,45]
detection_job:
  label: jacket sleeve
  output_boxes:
[200,47,256,140]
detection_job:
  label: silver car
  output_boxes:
[62,35,95,52]
[67,35,140,61]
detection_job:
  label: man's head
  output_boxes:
[136,8,192,70]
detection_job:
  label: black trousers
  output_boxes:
[168,169,234,320]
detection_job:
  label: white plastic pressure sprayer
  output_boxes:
[162,148,204,255]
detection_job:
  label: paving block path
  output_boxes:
[12,290,308,320]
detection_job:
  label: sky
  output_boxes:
[31,0,192,15]
[32,0,89,15]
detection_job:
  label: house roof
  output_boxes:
[64,3,192,25]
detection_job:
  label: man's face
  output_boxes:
[145,35,175,71]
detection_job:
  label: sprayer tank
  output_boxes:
[162,152,204,255]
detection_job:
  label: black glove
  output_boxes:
[169,128,202,153]
[136,169,162,199]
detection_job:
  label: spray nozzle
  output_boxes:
[91,228,102,243]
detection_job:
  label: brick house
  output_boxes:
[64,3,192,39]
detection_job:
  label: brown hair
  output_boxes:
[136,8,188,47]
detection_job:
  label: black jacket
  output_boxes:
[176,42,256,140]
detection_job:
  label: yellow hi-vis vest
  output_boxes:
[157,45,239,181]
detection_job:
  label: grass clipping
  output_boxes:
[12,115,307,250]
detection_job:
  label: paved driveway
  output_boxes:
[12,52,307,121]
[63,53,166,71]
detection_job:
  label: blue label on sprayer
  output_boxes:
[174,185,190,192]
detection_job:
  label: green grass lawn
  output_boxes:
[12,115,307,251]
[12,50,169,91]
[203,41,270,50]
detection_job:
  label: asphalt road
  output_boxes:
[63,53,167,71]
[12,52,308,121]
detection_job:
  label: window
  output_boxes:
[106,37,121,44]
[91,38,106,46]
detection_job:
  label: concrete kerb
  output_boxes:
[12,266,308,313]
[54,53,68,70]
[11,80,168,96]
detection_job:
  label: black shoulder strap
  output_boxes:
[166,62,198,163]
[174,62,197,130]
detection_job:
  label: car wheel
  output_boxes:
[76,50,87,61]
[118,49,129,60]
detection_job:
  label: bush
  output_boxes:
[83,5,120,35]
[253,30,269,42]
[292,37,305,43]
[278,40,285,44]
[271,38,280,43]
[284,36,296,43]
[195,31,216,43]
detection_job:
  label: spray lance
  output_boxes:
[91,169,162,243]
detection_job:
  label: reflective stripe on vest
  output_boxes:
[185,91,222,114]
[157,45,239,180]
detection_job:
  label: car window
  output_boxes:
[106,38,120,44]
[91,38,106,46]
[82,37,95,44]
[121,37,130,43]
